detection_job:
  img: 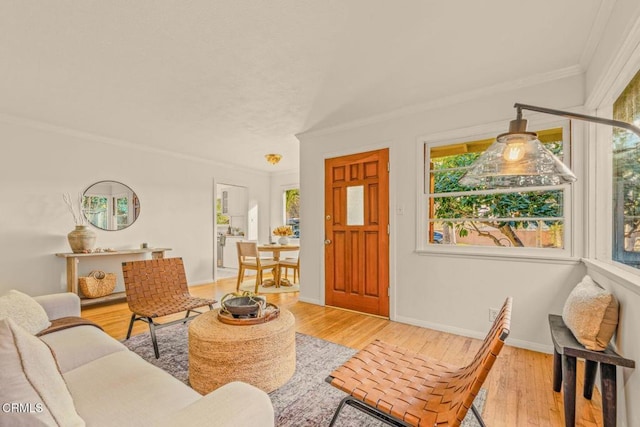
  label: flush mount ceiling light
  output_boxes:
[459,103,640,188]
[265,154,282,165]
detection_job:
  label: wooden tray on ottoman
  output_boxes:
[217,303,280,325]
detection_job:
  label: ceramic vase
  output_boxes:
[67,225,97,253]
[278,236,289,245]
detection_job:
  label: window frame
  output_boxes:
[282,185,300,238]
[416,117,578,261]
[593,76,640,277]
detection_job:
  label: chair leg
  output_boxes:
[328,396,350,427]
[255,270,261,293]
[126,313,136,339]
[183,310,191,324]
[330,396,408,427]
[470,404,487,427]
[149,319,160,359]
[236,266,244,290]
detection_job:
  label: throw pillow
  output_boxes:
[0,318,85,426]
[562,275,619,351]
[0,290,51,334]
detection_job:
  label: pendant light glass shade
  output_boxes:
[457,103,640,189]
[459,132,577,187]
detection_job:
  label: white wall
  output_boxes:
[0,117,272,296]
[298,73,587,350]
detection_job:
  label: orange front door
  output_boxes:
[324,148,389,317]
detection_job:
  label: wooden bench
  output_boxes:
[549,314,635,427]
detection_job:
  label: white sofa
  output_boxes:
[1,292,274,427]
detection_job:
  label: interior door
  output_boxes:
[325,148,389,317]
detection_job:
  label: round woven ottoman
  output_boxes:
[188,308,295,394]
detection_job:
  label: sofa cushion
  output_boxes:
[40,325,128,373]
[562,275,619,351]
[0,318,85,427]
[156,382,275,427]
[0,290,51,334]
[63,350,201,427]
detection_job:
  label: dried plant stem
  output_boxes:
[63,192,86,225]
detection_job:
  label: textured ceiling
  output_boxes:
[0,1,605,172]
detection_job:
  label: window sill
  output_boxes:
[415,247,581,265]
[581,258,640,296]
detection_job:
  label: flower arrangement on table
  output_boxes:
[272,226,293,237]
[272,225,293,244]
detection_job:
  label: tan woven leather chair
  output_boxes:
[235,241,279,293]
[327,297,512,427]
[122,257,216,358]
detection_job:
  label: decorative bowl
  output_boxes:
[221,296,266,318]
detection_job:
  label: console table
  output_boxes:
[55,248,171,306]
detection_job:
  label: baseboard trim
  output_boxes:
[395,315,554,354]
[298,296,322,305]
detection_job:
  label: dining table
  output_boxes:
[257,243,299,287]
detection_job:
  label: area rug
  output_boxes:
[122,324,486,426]
[238,280,300,294]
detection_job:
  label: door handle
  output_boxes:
[324,239,332,245]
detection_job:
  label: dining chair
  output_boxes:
[326,297,512,427]
[278,256,299,284]
[122,257,216,358]
[236,241,279,293]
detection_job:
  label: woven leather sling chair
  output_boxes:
[122,258,216,358]
[326,297,512,427]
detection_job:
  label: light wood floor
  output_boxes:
[82,278,604,427]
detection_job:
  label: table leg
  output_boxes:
[600,363,617,427]
[562,355,576,427]
[66,257,79,294]
[553,348,562,392]
[583,359,598,399]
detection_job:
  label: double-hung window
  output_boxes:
[422,123,572,257]
[612,69,640,269]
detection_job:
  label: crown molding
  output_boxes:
[297,65,583,139]
[0,112,271,176]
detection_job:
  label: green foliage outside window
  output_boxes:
[216,199,229,224]
[429,134,566,248]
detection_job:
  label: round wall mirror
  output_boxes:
[82,181,140,231]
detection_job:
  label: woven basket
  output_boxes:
[79,270,116,298]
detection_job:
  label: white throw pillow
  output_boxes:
[562,275,619,351]
[0,290,51,334]
[0,318,85,426]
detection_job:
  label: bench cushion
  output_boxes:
[562,275,618,351]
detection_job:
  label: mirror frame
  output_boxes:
[82,180,140,231]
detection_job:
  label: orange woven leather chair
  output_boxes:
[326,297,512,427]
[122,258,216,358]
